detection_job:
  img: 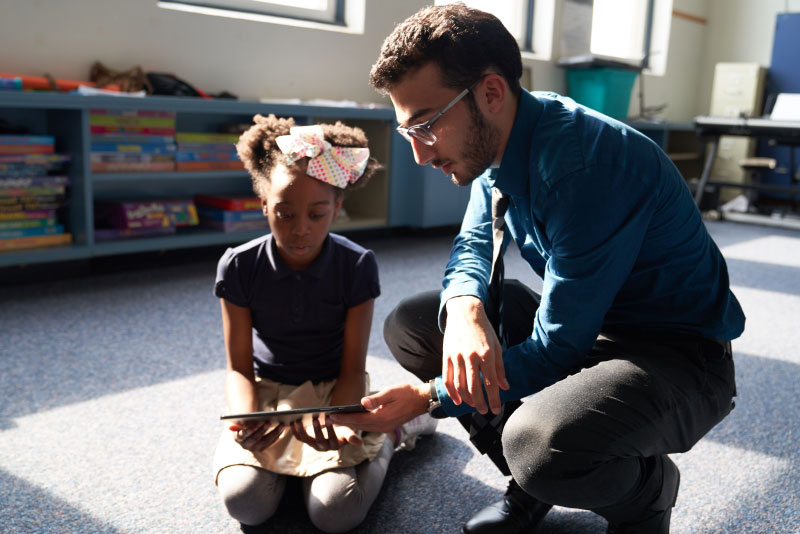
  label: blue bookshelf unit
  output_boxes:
[0,91,430,268]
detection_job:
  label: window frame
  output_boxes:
[158,0,345,26]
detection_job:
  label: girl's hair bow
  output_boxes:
[275,125,370,189]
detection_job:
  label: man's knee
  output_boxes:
[502,411,557,494]
[501,404,586,502]
[382,290,442,377]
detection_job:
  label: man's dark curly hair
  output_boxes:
[236,114,381,200]
[369,3,522,97]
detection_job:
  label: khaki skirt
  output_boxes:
[214,375,387,483]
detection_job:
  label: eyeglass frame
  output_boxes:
[395,76,485,146]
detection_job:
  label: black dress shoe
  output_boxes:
[606,456,680,534]
[462,478,553,534]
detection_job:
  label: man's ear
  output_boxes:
[482,73,507,114]
[261,199,269,217]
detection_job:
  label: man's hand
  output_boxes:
[330,383,429,433]
[443,295,509,414]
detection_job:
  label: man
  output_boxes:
[332,5,744,534]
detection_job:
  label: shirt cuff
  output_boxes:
[433,376,479,418]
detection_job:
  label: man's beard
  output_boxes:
[450,102,499,186]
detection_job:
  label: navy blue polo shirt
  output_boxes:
[214,233,380,385]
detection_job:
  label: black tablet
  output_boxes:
[221,404,368,425]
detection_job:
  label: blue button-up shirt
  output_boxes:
[434,90,745,416]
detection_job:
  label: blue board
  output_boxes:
[758,13,800,198]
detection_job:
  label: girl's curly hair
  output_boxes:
[236,114,381,199]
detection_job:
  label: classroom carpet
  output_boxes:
[0,220,798,534]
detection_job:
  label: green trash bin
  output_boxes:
[566,67,638,119]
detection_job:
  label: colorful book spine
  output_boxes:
[90,126,176,136]
[194,194,261,211]
[90,143,177,154]
[89,114,177,128]
[178,142,238,152]
[90,153,174,162]
[91,134,175,145]
[91,161,175,173]
[0,224,64,239]
[0,209,57,221]
[0,135,56,145]
[197,206,264,222]
[176,132,240,144]
[0,154,70,164]
[175,151,238,162]
[0,145,55,154]
[0,176,69,188]
[0,218,57,230]
[0,186,66,197]
[0,232,72,251]
[176,160,243,172]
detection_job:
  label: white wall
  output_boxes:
[633,0,709,122]
[0,0,428,104]
[699,0,800,116]
[2,0,795,123]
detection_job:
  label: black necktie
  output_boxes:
[487,187,509,343]
[456,187,520,477]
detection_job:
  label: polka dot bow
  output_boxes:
[275,125,370,189]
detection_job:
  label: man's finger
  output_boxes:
[468,353,488,414]
[481,348,502,414]
[445,357,461,405]
[456,354,474,407]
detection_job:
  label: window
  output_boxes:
[158,0,346,26]
[590,0,672,74]
[435,0,536,52]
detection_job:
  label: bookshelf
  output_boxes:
[0,91,424,268]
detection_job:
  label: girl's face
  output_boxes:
[263,163,342,271]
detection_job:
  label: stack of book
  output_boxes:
[175,133,243,172]
[0,135,72,251]
[90,109,177,173]
[194,194,267,233]
[94,198,198,242]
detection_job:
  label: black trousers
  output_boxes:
[383,280,737,524]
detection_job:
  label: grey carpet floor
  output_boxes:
[0,220,798,533]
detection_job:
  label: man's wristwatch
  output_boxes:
[427,379,448,419]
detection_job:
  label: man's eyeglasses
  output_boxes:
[396,78,483,146]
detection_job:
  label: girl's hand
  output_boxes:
[229,422,286,452]
[291,414,363,451]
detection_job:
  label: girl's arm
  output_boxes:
[221,298,285,450]
[330,298,375,406]
[220,298,259,414]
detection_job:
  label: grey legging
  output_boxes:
[217,437,394,532]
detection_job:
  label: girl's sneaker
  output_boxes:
[395,413,439,451]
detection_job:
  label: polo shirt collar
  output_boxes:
[266,233,332,279]
[489,89,542,197]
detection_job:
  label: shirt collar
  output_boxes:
[266,233,332,279]
[489,89,542,197]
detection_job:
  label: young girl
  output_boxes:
[213,114,436,532]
